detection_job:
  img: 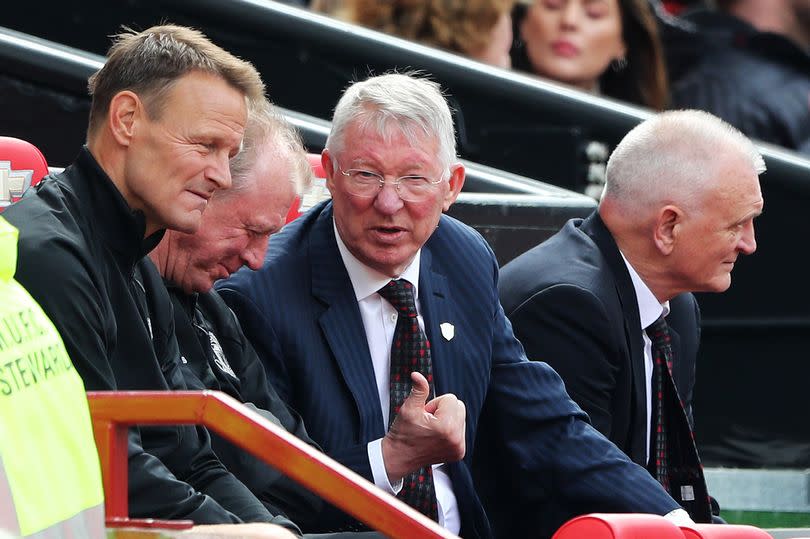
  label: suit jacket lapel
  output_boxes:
[582,212,648,460]
[417,246,457,398]
[310,205,385,440]
[666,325,685,395]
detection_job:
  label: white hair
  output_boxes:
[325,72,457,175]
[602,109,765,211]
[225,98,312,198]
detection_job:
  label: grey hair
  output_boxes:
[602,109,765,211]
[325,72,457,175]
[223,98,312,199]
[87,24,264,137]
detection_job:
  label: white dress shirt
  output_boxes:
[334,223,460,533]
[620,253,670,465]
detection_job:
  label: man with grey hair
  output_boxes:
[500,109,765,523]
[219,72,690,538]
[4,25,299,535]
[145,99,322,524]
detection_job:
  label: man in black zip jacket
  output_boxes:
[3,24,297,537]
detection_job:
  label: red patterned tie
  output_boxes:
[378,279,439,521]
[647,316,712,522]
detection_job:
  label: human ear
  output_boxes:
[442,164,466,211]
[322,149,337,196]
[107,91,141,148]
[653,205,682,255]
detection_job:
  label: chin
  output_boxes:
[169,214,203,235]
[709,277,732,293]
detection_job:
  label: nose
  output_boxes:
[209,153,233,191]
[242,236,269,271]
[738,221,757,255]
[373,181,405,215]
[560,1,581,27]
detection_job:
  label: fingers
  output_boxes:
[407,371,430,405]
[430,395,466,462]
[382,379,467,480]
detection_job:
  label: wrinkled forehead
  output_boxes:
[337,116,441,164]
[356,113,437,148]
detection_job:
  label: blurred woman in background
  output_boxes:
[332,0,516,68]
[511,0,668,109]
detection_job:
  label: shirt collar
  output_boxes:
[620,251,670,330]
[333,219,421,302]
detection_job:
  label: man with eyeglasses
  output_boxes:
[218,72,688,538]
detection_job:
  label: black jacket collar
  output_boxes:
[62,146,165,267]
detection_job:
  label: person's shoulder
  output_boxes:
[500,217,589,274]
[499,216,613,305]
[8,187,93,282]
[8,192,111,333]
[5,172,75,227]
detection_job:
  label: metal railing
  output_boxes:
[88,390,458,539]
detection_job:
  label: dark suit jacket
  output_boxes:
[217,201,680,538]
[499,212,700,466]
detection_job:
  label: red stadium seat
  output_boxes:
[0,136,49,209]
[552,513,685,538]
[307,152,326,178]
[680,524,773,539]
[286,152,329,223]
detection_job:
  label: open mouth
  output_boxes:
[372,226,406,242]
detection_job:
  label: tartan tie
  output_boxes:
[646,315,712,522]
[377,279,439,521]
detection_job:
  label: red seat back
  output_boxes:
[285,152,330,223]
[552,513,685,539]
[0,136,49,209]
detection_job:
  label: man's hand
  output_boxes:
[381,372,466,483]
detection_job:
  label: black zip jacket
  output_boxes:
[3,147,295,529]
[161,279,326,528]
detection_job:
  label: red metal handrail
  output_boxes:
[88,390,458,539]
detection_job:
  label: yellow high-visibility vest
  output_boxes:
[0,216,105,538]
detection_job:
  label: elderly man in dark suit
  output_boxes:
[218,72,687,538]
[499,110,765,523]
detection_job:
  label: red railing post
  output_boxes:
[87,390,458,539]
[91,417,129,519]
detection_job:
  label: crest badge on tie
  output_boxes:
[440,322,455,341]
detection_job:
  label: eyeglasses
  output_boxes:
[338,166,444,202]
